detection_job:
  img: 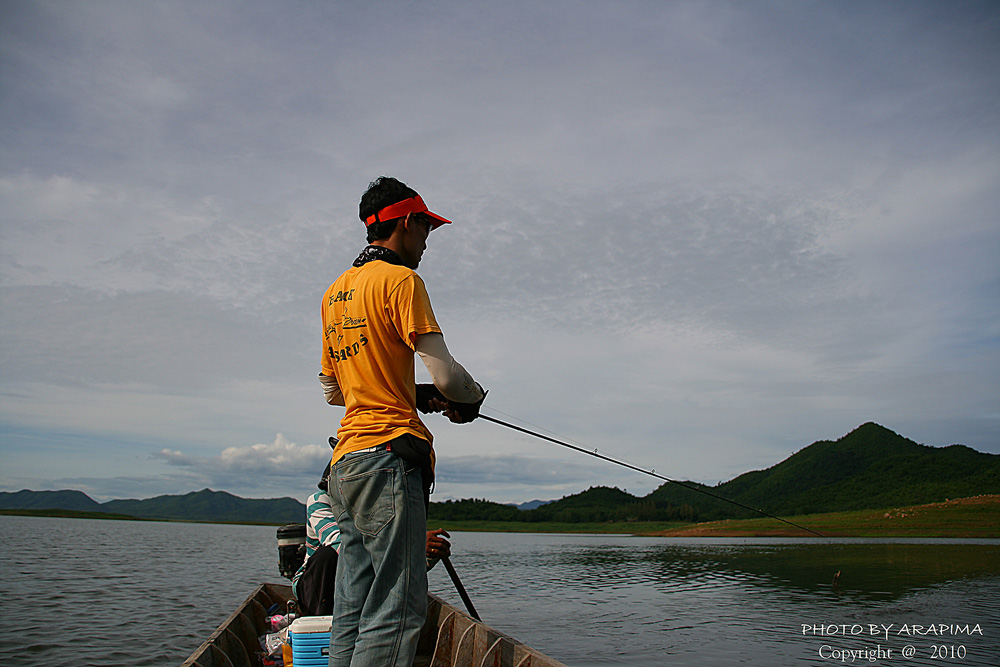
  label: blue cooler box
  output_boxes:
[288,615,332,667]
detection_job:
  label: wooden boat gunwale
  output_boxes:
[180,582,570,667]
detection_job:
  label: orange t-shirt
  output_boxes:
[320,260,442,465]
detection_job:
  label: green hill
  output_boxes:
[0,489,103,511]
[102,489,304,524]
[429,498,521,522]
[436,423,1000,524]
[0,488,305,524]
[525,485,675,522]
[649,423,1000,520]
[641,480,742,521]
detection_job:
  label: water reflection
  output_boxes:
[3,517,998,667]
[430,534,1000,666]
[541,539,1000,601]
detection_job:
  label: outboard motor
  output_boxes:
[277,523,307,580]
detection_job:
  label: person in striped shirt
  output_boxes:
[292,462,452,616]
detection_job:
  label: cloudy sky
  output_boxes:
[1,1,997,505]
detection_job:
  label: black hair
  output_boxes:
[359,176,420,243]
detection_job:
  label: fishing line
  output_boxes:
[479,413,824,537]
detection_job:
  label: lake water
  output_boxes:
[1,515,998,666]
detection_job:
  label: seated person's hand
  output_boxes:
[425,528,451,560]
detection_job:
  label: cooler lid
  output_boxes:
[289,615,333,634]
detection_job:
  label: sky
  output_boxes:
[1,0,998,506]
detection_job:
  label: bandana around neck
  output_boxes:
[353,245,405,267]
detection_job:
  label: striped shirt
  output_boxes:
[291,491,342,598]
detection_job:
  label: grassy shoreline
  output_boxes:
[4,495,998,537]
[643,495,1000,538]
[425,520,689,534]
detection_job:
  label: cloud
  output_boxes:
[0,433,330,501]
[150,432,329,477]
[0,174,221,292]
[436,454,606,487]
[424,187,854,340]
[0,287,313,391]
[1,0,997,505]
[153,449,194,467]
[216,433,329,475]
[149,433,331,494]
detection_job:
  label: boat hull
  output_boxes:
[180,583,570,667]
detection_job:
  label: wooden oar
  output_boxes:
[442,556,481,621]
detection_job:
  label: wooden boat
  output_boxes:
[180,582,570,667]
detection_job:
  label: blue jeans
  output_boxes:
[327,442,428,667]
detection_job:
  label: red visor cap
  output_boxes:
[365,195,452,230]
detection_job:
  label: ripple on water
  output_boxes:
[4,519,1000,667]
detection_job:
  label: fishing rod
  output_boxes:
[479,413,824,538]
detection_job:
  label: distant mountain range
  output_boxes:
[3,423,998,525]
[508,499,552,511]
[0,488,306,524]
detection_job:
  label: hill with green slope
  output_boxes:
[440,423,1000,524]
[703,422,1000,517]
[0,489,103,511]
[525,485,683,522]
[101,489,304,524]
[428,498,521,522]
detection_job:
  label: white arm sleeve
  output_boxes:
[415,332,484,403]
[318,373,345,406]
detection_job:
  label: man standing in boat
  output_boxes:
[319,176,485,666]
